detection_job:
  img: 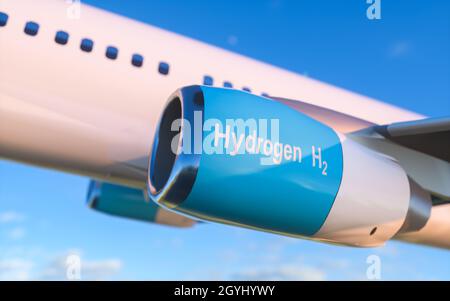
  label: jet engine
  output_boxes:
[87,180,195,227]
[147,86,431,246]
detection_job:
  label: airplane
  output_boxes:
[0,0,449,249]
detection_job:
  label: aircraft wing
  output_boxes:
[375,117,450,163]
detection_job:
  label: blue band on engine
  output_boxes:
[90,182,159,222]
[176,87,344,236]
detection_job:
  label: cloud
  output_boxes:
[388,41,411,58]
[0,258,34,281]
[82,259,122,279]
[7,227,26,240]
[0,247,122,281]
[0,211,25,223]
[39,252,122,280]
[231,264,326,281]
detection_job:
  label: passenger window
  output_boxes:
[0,12,8,27]
[55,31,69,45]
[80,38,94,52]
[106,46,119,60]
[242,87,251,92]
[132,54,144,67]
[203,75,214,86]
[158,62,170,75]
[261,93,270,97]
[24,21,39,36]
[223,81,233,88]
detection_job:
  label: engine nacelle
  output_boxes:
[147,86,431,246]
[87,181,195,227]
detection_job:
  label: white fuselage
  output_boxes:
[0,0,423,187]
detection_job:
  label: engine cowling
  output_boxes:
[87,181,195,227]
[147,86,431,247]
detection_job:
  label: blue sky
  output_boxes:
[1,0,449,280]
